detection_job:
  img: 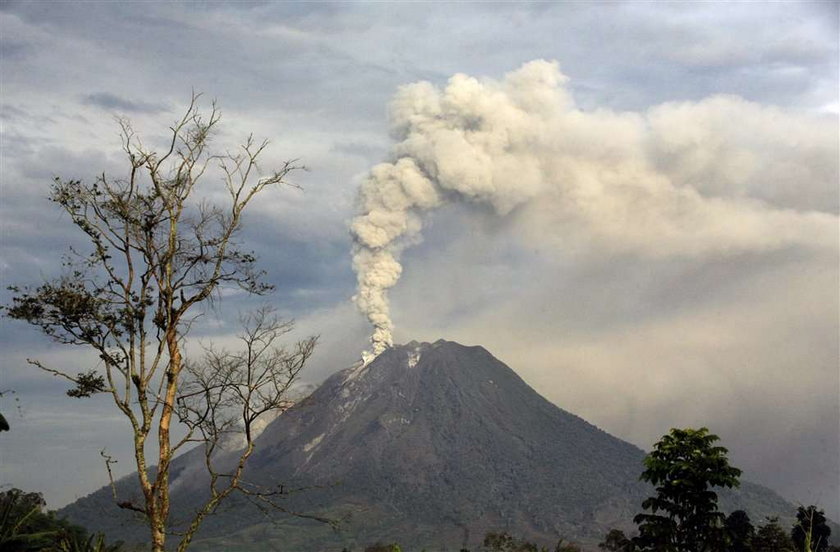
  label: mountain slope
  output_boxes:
[60,340,798,551]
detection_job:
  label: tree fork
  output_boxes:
[4,94,320,551]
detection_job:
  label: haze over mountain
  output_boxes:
[2,3,836,523]
[61,340,799,550]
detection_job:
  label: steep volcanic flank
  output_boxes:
[60,340,795,551]
[243,339,652,547]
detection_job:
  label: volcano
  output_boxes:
[60,340,796,550]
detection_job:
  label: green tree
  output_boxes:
[0,488,122,552]
[726,510,755,552]
[364,543,402,552]
[632,427,741,552]
[0,489,58,551]
[753,517,795,552]
[54,531,124,552]
[599,529,633,551]
[4,95,315,552]
[792,506,831,552]
[0,389,17,433]
[553,540,582,552]
[479,532,579,552]
[481,532,540,552]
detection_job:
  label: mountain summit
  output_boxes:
[61,340,795,550]
[244,339,652,548]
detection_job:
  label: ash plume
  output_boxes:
[351,60,837,357]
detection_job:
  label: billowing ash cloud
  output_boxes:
[351,60,837,357]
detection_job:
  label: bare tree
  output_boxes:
[5,95,316,551]
[174,307,316,551]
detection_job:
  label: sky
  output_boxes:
[1,1,838,522]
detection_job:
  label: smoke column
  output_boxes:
[351,60,837,359]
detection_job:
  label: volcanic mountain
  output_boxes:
[61,340,795,551]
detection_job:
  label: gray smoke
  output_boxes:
[350,60,837,358]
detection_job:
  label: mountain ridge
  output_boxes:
[60,339,800,551]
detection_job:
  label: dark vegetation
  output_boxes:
[344,506,835,552]
[0,389,17,432]
[342,429,836,552]
[632,427,740,550]
[0,489,123,552]
[793,507,833,552]
[591,428,836,552]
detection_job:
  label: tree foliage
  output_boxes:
[0,389,18,432]
[4,95,314,552]
[0,488,122,552]
[792,506,831,552]
[725,510,755,552]
[480,532,581,552]
[753,517,795,552]
[482,532,537,552]
[364,543,403,552]
[599,529,633,551]
[632,427,741,552]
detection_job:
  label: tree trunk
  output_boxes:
[151,523,166,552]
[152,331,182,551]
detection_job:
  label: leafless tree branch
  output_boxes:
[4,93,317,552]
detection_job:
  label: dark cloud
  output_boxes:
[330,139,388,161]
[0,39,30,60]
[81,92,166,114]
